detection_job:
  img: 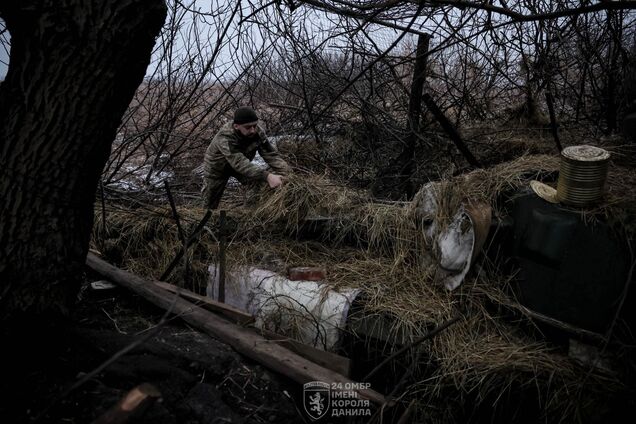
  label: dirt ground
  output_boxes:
[1,279,305,424]
[3,266,631,423]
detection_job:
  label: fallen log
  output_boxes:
[86,253,385,405]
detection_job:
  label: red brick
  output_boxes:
[287,267,326,281]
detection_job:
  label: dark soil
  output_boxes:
[1,280,304,424]
[5,272,629,424]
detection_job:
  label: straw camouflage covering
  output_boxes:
[93,154,634,423]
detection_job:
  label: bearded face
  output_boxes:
[233,122,258,139]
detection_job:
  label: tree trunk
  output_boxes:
[401,33,430,199]
[0,0,166,319]
[545,88,563,153]
[372,33,430,200]
[604,10,621,134]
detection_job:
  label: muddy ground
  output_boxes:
[1,278,307,424]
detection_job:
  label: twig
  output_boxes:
[545,89,563,153]
[164,180,189,285]
[363,314,462,382]
[396,400,416,424]
[367,350,421,423]
[422,93,481,168]
[164,181,186,243]
[160,209,213,281]
[512,303,608,345]
[102,308,127,335]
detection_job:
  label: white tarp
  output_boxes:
[207,265,360,351]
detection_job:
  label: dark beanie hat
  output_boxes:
[233,107,259,124]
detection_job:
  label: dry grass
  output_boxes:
[92,154,632,423]
[412,154,560,230]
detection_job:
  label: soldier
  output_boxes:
[202,106,290,209]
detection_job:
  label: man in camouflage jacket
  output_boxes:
[202,107,290,209]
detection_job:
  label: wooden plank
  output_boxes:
[86,253,385,405]
[153,280,254,326]
[91,383,161,424]
[260,328,351,377]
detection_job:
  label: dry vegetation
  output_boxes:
[84,1,636,422]
[92,149,636,422]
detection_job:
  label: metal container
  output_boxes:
[556,145,610,207]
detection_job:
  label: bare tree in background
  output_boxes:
[236,1,636,194]
[91,1,636,205]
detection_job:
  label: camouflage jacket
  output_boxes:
[203,122,290,181]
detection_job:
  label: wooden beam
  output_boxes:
[260,328,351,377]
[86,253,385,405]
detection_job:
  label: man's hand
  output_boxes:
[266,173,284,188]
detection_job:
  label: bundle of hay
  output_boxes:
[412,154,560,230]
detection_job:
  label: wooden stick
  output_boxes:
[154,283,349,374]
[159,210,212,281]
[422,93,481,168]
[218,210,226,303]
[153,280,254,325]
[363,314,462,382]
[164,180,189,285]
[515,304,608,345]
[91,383,161,424]
[86,253,385,405]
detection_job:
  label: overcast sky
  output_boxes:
[0,57,7,80]
[0,1,419,83]
[0,1,222,81]
[0,18,7,80]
